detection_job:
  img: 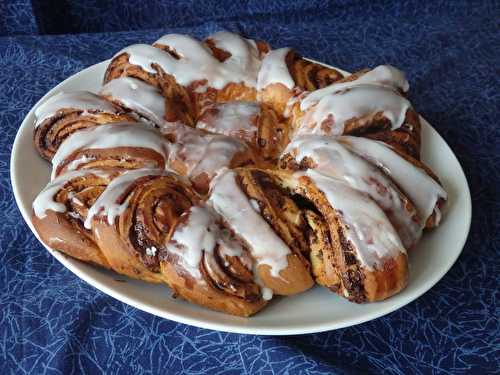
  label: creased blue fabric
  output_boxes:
[0,1,499,374]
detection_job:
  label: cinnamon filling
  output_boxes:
[129,182,195,272]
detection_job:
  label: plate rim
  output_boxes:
[10,59,472,335]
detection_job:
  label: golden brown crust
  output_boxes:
[90,174,199,283]
[32,210,110,268]
[31,171,116,269]
[160,261,266,317]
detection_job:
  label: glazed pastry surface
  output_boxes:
[31,31,447,316]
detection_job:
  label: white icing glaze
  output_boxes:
[297,85,411,136]
[283,135,422,247]
[301,65,409,111]
[51,122,170,179]
[35,91,118,127]
[338,136,447,223]
[207,31,262,81]
[64,155,96,172]
[170,128,247,181]
[261,287,273,301]
[146,246,157,256]
[33,169,111,219]
[257,47,294,91]
[84,168,170,229]
[118,43,178,73]
[116,32,262,92]
[155,34,214,60]
[157,121,192,140]
[100,77,166,126]
[167,205,244,279]
[208,169,291,278]
[252,267,273,301]
[305,169,405,270]
[249,199,260,213]
[196,101,260,140]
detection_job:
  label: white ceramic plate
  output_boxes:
[11,60,471,335]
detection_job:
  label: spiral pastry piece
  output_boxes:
[103,41,197,126]
[161,204,268,316]
[288,65,421,152]
[319,66,419,158]
[196,101,289,162]
[208,168,314,296]
[275,169,409,303]
[34,92,135,161]
[100,77,193,128]
[280,135,423,249]
[50,122,170,179]
[85,169,198,282]
[32,169,118,268]
[257,48,345,114]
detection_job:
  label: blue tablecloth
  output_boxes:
[1,1,498,373]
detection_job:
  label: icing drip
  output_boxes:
[249,199,260,213]
[305,170,405,271]
[167,205,244,279]
[33,169,111,219]
[34,91,118,127]
[338,136,447,224]
[197,102,260,140]
[257,47,294,91]
[100,77,167,126]
[261,287,273,301]
[51,122,170,179]
[208,169,291,277]
[297,85,411,136]
[170,128,247,180]
[301,65,409,110]
[84,169,168,229]
[282,135,422,247]
[117,32,263,91]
